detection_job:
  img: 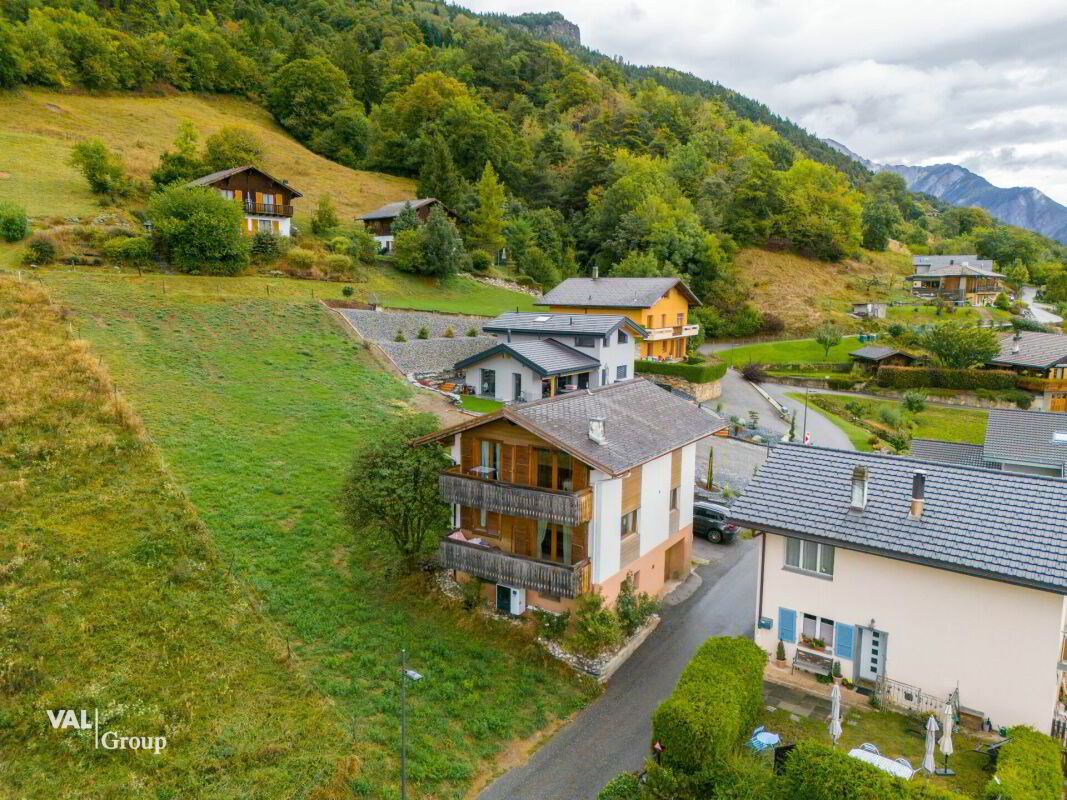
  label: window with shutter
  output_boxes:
[778,608,796,643]
[834,623,854,659]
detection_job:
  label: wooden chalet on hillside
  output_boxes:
[187,165,302,237]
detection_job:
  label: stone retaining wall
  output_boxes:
[640,372,722,402]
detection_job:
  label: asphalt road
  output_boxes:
[479,538,759,800]
[1020,286,1063,325]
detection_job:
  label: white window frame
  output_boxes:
[784,536,834,578]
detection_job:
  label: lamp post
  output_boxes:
[400,650,423,800]
[802,387,810,445]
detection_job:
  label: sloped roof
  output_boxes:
[482,312,647,339]
[358,198,440,220]
[913,255,995,270]
[984,409,1067,473]
[416,379,725,476]
[908,439,992,469]
[538,277,701,309]
[728,444,1067,593]
[185,165,303,196]
[454,338,601,377]
[849,346,910,362]
[990,331,1067,370]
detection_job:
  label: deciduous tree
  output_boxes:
[921,323,1000,368]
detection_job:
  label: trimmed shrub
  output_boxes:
[287,247,317,270]
[102,235,153,265]
[250,230,281,262]
[877,366,1017,391]
[900,390,927,413]
[651,637,766,774]
[416,326,430,340]
[0,201,29,242]
[23,234,57,265]
[443,326,455,338]
[597,773,641,800]
[470,250,492,273]
[323,253,353,274]
[826,378,859,391]
[341,286,355,298]
[984,726,1062,800]
[636,359,728,384]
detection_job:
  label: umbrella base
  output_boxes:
[934,768,956,776]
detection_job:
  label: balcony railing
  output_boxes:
[644,324,699,341]
[439,535,591,597]
[440,466,593,525]
[243,202,293,217]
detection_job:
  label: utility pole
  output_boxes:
[802,387,810,445]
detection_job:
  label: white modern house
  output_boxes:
[454,312,646,402]
[417,380,725,612]
[730,444,1067,732]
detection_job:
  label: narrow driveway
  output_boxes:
[760,382,854,451]
[1020,286,1063,325]
[479,539,759,800]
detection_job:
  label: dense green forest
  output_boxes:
[2,0,1065,333]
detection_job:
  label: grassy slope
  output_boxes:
[718,335,861,366]
[0,90,414,222]
[0,277,357,798]
[37,266,538,316]
[735,247,913,334]
[41,271,592,798]
[798,392,988,447]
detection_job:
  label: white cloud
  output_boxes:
[461,0,1067,203]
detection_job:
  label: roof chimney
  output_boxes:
[1012,331,1022,354]
[909,471,926,519]
[850,466,868,511]
[592,265,599,280]
[588,416,606,445]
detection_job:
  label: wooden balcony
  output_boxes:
[1018,377,1067,393]
[644,324,700,341]
[439,466,593,526]
[243,202,293,217]
[439,534,591,597]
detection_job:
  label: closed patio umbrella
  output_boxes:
[922,714,938,773]
[829,684,843,747]
[937,702,955,776]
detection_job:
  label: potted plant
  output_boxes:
[832,660,842,685]
[776,639,787,667]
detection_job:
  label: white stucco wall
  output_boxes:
[590,471,622,584]
[638,454,671,556]
[497,329,637,388]
[246,215,291,236]
[460,353,539,401]
[678,442,696,531]
[755,532,1065,730]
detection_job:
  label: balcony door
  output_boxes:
[537,520,573,565]
[536,449,574,491]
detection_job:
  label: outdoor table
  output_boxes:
[468,466,495,477]
[847,748,914,780]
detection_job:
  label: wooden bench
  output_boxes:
[792,648,833,677]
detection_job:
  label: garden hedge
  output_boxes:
[635,359,728,384]
[651,637,766,773]
[876,366,1018,391]
[778,741,963,800]
[765,362,852,374]
[983,726,1063,800]
[596,773,641,800]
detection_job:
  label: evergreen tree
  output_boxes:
[469,162,506,258]
[417,132,463,208]
[151,121,204,189]
[392,202,420,234]
[419,205,468,278]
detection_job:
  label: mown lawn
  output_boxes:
[718,335,862,367]
[41,272,593,798]
[761,701,989,798]
[34,264,537,316]
[460,396,504,413]
[887,304,1012,325]
[793,392,988,450]
[0,278,353,797]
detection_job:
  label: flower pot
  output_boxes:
[832,675,842,685]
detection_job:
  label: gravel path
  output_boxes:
[338,309,488,342]
[377,336,497,374]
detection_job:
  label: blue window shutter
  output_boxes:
[778,608,796,643]
[835,623,854,659]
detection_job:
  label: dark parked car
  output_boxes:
[693,501,738,543]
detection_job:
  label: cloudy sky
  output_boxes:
[462,0,1067,204]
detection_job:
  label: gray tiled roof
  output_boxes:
[455,338,601,377]
[358,198,438,220]
[513,379,724,475]
[908,439,992,469]
[538,277,701,309]
[728,444,1067,592]
[913,255,995,271]
[984,409,1067,473]
[185,165,303,196]
[849,346,907,362]
[990,331,1067,370]
[482,311,646,339]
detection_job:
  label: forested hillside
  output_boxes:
[1,0,1065,333]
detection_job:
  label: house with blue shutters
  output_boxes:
[729,444,1067,733]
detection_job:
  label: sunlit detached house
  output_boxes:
[729,444,1067,732]
[416,380,724,615]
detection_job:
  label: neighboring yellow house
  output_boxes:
[538,275,701,360]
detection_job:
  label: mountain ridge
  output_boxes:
[823,138,1067,244]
